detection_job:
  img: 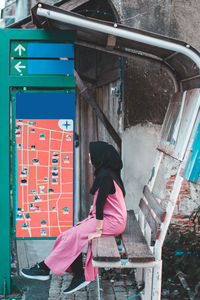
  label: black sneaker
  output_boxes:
[20,263,50,281]
[63,274,90,294]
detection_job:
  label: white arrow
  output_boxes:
[14,44,26,56]
[14,61,26,73]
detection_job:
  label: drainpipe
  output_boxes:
[36,5,200,71]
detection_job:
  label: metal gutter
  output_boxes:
[36,6,200,71]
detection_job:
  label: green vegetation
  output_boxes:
[162,206,200,299]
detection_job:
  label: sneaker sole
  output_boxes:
[20,270,50,281]
[63,281,90,294]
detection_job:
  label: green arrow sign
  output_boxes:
[11,59,28,75]
[11,41,28,58]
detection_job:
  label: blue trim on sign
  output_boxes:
[28,43,74,58]
[183,120,200,183]
[27,60,74,75]
[16,92,75,119]
[73,120,75,227]
[15,149,18,221]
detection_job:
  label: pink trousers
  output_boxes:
[45,181,127,281]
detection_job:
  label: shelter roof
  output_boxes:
[31,2,200,91]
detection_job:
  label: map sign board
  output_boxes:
[14,91,75,238]
[0,28,76,294]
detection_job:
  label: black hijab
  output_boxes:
[89,141,126,196]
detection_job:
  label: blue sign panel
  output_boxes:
[11,42,74,58]
[183,121,200,183]
[28,59,74,75]
[16,92,75,119]
[28,43,74,58]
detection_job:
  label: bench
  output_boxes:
[92,185,168,300]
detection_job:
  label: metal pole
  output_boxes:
[0,30,11,294]
[36,6,200,70]
[97,269,102,300]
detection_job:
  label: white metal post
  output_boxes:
[148,152,164,190]
[154,166,184,259]
[152,260,162,300]
[97,269,102,300]
[144,268,153,300]
[135,268,143,284]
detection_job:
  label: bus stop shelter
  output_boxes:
[0,0,200,297]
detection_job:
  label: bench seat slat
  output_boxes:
[143,185,166,222]
[122,210,155,262]
[92,235,120,262]
[139,199,161,239]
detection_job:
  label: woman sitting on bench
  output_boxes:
[21,141,127,294]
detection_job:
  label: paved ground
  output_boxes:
[10,240,142,300]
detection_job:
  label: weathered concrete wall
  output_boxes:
[122,122,200,225]
[153,155,200,226]
[112,0,200,222]
[122,123,161,211]
[123,58,175,128]
[113,0,200,51]
[111,0,200,128]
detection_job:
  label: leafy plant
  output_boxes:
[162,206,200,299]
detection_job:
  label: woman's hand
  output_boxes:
[88,231,102,242]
